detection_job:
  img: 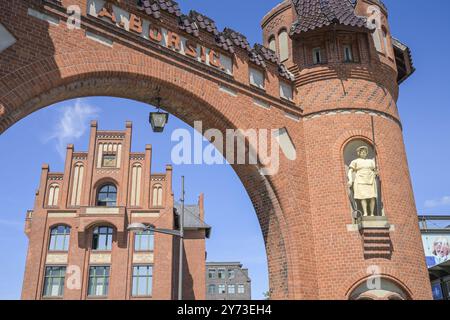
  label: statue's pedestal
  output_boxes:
[360,216,390,229]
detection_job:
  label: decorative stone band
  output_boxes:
[46,254,68,265]
[48,211,77,218]
[302,108,402,129]
[90,253,112,264]
[133,253,154,264]
[85,207,120,215]
[131,211,160,218]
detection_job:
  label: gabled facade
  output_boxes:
[22,121,210,300]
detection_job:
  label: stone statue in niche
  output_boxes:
[347,146,378,217]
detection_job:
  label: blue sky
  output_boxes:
[1,0,450,300]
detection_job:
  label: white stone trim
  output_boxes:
[90,253,112,264]
[46,254,68,264]
[133,253,154,264]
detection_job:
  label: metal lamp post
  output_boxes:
[127,176,185,300]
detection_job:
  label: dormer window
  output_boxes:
[344,45,354,62]
[102,153,117,167]
[312,47,322,65]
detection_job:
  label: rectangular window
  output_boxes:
[49,226,70,252]
[228,269,235,279]
[238,284,245,294]
[134,230,154,252]
[249,67,265,90]
[431,282,443,300]
[312,47,322,65]
[132,265,153,297]
[207,284,216,294]
[102,153,117,167]
[227,284,235,294]
[43,266,66,298]
[92,227,113,251]
[280,82,293,101]
[218,268,226,279]
[208,269,216,279]
[218,284,226,294]
[344,45,354,62]
[88,266,110,297]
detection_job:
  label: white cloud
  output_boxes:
[0,218,23,231]
[45,99,99,159]
[424,196,450,208]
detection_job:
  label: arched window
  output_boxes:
[130,164,142,206]
[278,29,289,61]
[49,225,71,251]
[268,36,276,53]
[47,184,60,206]
[71,163,84,206]
[97,184,117,207]
[92,226,114,251]
[382,26,390,56]
[372,29,382,53]
[152,184,163,207]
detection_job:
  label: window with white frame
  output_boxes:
[132,265,153,297]
[87,266,110,297]
[218,268,226,279]
[238,284,245,294]
[249,67,265,90]
[280,81,293,101]
[218,284,226,294]
[49,225,71,252]
[208,284,216,294]
[227,284,235,294]
[312,47,322,65]
[42,266,66,298]
[208,269,216,279]
[134,229,154,252]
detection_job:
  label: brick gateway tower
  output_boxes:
[0,0,432,299]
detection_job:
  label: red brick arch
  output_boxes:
[0,47,308,299]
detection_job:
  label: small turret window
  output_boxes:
[312,47,322,65]
[278,30,289,61]
[344,45,354,62]
[268,36,276,53]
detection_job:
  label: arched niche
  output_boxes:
[349,278,410,300]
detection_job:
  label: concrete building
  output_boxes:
[419,215,450,300]
[206,262,251,300]
[21,121,210,300]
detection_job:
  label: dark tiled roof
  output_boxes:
[137,0,181,19]
[217,28,252,54]
[174,202,211,238]
[291,0,368,35]
[188,11,220,36]
[137,1,294,82]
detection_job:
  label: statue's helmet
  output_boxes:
[357,146,369,154]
